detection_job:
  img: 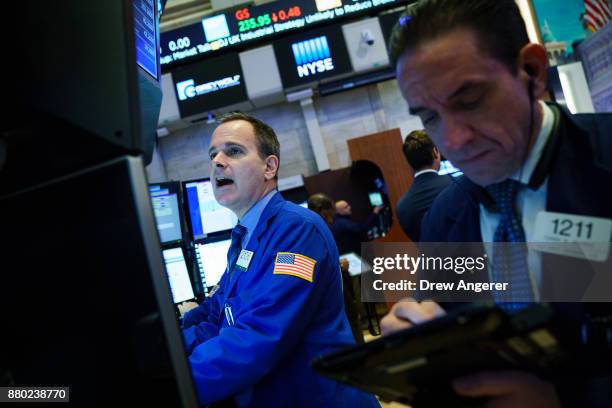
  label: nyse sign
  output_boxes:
[292,36,335,78]
[297,58,334,77]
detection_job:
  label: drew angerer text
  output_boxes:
[372,279,509,293]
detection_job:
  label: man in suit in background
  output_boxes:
[380,0,612,406]
[332,199,383,256]
[396,130,451,241]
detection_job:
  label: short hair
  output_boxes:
[388,0,529,73]
[307,193,334,216]
[402,130,437,171]
[217,112,281,178]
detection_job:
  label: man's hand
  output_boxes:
[373,205,385,215]
[452,370,561,408]
[380,299,445,335]
[178,301,199,317]
[339,258,349,273]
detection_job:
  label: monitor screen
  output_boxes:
[133,0,159,80]
[196,239,231,288]
[439,160,463,177]
[273,25,352,88]
[368,191,383,207]
[184,179,238,240]
[172,52,248,117]
[162,247,196,303]
[149,182,184,244]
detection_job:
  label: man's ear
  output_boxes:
[433,147,441,161]
[264,155,279,181]
[517,43,548,99]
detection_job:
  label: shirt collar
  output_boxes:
[414,168,439,178]
[239,189,278,246]
[510,101,554,185]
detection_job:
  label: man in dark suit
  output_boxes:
[380,0,612,406]
[396,130,451,241]
[332,199,383,256]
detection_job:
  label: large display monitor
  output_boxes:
[1,156,198,406]
[162,246,196,303]
[184,178,238,240]
[195,238,232,288]
[172,52,248,117]
[149,182,184,244]
[273,25,352,88]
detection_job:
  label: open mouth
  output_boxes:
[216,176,234,187]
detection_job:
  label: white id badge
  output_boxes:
[236,249,254,271]
[533,211,612,261]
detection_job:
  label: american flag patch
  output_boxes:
[273,252,316,282]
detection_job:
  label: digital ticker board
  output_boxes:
[160,0,406,68]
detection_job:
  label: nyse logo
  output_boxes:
[292,36,335,78]
[176,76,241,101]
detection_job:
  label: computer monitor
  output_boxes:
[162,246,196,304]
[184,178,238,240]
[195,238,231,289]
[1,156,198,406]
[439,160,463,177]
[149,182,184,244]
[368,191,384,207]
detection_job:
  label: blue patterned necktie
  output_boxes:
[485,179,534,311]
[227,224,247,281]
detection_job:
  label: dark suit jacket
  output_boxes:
[420,103,612,407]
[396,171,452,241]
[331,213,378,256]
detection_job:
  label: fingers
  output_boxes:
[380,311,413,335]
[380,299,446,335]
[393,300,445,324]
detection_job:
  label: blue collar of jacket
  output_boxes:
[240,190,278,248]
[242,191,286,251]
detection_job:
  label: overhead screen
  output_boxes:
[273,25,352,88]
[184,179,238,240]
[172,52,248,117]
[162,247,196,303]
[159,0,407,67]
[196,239,231,288]
[149,183,184,244]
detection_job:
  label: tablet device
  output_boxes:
[313,303,573,407]
[339,252,371,277]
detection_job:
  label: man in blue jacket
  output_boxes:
[181,112,380,407]
[381,0,612,407]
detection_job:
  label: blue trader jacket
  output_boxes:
[182,193,380,407]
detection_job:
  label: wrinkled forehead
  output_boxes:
[397,29,494,90]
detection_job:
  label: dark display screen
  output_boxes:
[134,0,159,79]
[171,52,247,117]
[273,25,352,88]
[160,0,407,68]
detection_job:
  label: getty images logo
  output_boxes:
[176,76,241,101]
[291,36,334,78]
